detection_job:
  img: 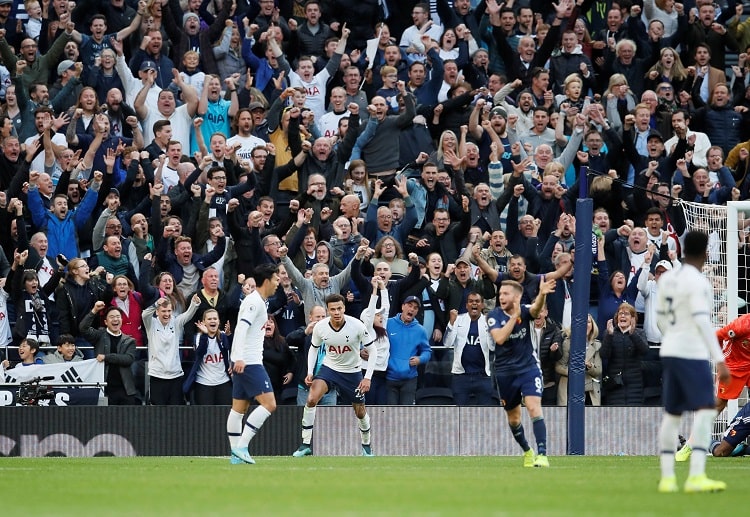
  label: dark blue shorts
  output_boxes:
[495,368,543,410]
[315,365,365,405]
[232,364,273,401]
[722,403,750,447]
[661,357,715,414]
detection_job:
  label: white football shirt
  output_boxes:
[311,315,370,374]
[656,263,724,362]
[230,290,267,365]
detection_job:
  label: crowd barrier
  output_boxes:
[0,405,684,457]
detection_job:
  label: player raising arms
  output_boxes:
[293,292,377,457]
[488,278,556,468]
[656,231,730,493]
[226,264,281,465]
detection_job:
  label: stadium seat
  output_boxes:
[415,387,455,405]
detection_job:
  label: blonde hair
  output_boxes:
[590,175,613,195]
[603,73,632,98]
[563,73,582,91]
[645,47,687,81]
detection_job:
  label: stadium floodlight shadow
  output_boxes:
[415,387,455,405]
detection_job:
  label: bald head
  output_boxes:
[340,194,361,217]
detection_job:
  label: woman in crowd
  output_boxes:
[344,160,371,216]
[369,236,409,280]
[262,315,295,403]
[56,257,112,356]
[110,274,145,349]
[139,257,187,316]
[600,302,649,405]
[2,85,22,137]
[184,308,233,405]
[595,235,641,335]
[360,276,390,405]
[68,86,101,138]
[644,47,688,94]
[603,74,637,127]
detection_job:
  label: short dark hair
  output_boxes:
[207,166,226,180]
[325,293,346,306]
[21,338,39,352]
[153,119,171,134]
[683,230,708,260]
[104,306,124,318]
[694,42,711,56]
[33,105,54,117]
[57,334,76,347]
[645,207,662,219]
[252,263,279,287]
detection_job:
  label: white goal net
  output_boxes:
[681,200,749,440]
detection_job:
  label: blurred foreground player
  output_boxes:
[292,292,377,457]
[656,231,730,493]
[226,264,280,465]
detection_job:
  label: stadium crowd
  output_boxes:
[0,0,747,407]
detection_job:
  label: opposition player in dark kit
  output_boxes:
[488,278,556,468]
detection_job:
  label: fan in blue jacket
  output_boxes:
[386,296,432,405]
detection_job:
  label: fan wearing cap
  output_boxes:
[160,0,232,77]
[386,295,431,405]
[0,0,16,48]
[622,104,669,182]
[48,59,82,113]
[109,35,161,110]
[638,244,676,348]
[466,98,514,174]
[445,255,496,312]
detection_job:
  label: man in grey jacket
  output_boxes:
[279,241,367,322]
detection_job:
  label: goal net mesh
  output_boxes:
[681,200,748,440]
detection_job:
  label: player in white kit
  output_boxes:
[292,293,378,457]
[655,231,730,493]
[226,263,280,465]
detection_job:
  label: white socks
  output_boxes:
[302,405,317,445]
[226,409,244,449]
[238,406,272,448]
[690,409,716,477]
[359,413,371,445]
[659,413,681,478]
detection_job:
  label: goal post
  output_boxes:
[681,200,750,436]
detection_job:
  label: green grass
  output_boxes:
[1,456,744,516]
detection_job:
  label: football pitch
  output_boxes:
[1,456,744,515]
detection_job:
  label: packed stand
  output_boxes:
[0,0,745,407]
